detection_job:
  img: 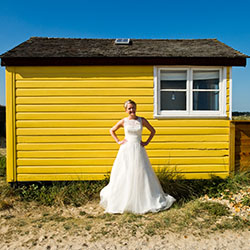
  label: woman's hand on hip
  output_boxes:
[140,141,148,147]
[118,139,127,145]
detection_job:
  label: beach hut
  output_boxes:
[0,37,248,182]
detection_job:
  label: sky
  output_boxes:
[0,0,249,111]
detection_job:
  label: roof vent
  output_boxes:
[115,38,131,45]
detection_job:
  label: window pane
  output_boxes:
[161,80,186,89]
[193,91,219,110]
[193,71,219,89]
[160,70,186,89]
[160,91,186,110]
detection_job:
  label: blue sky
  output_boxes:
[0,0,249,111]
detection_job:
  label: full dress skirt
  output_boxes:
[100,117,176,214]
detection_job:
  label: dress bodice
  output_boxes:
[124,117,142,143]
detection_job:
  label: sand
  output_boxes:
[1,230,250,250]
[0,199,249,250]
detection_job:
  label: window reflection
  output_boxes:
[161,91,186,110]
[193,91,219,110]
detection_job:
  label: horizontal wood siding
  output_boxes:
[234,121,250,171]
[12,66,230,181]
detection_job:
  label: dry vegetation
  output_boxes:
[0,150,249,249]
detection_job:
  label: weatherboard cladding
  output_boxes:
[1,37,248,66]
[7,65,231,181]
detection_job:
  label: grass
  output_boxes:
[14,179,110,206]
[0,153,248,207]
[0,155,6,177]
[232,115,250,120]
[0,154,249,236]
[158,168,250,202]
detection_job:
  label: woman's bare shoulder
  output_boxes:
[140,117,147,124]
[115,118,125,127]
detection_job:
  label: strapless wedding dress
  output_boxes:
[100,117,176,214]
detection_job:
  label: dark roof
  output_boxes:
[1,37,248,66]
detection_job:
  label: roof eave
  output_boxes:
[1,56,247,67]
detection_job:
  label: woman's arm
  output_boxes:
[110,119,127,145]
[141,117,156,147]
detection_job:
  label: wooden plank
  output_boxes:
[234,124,250,131]
[17,157,229,166]
[15,66,153,79]
[236,140,250,146]
[226,67,230,116]
[16,79,154,88]
[16,104,153,112]
[16,119,229,128]
[17,164,229,174]
[16,142,229,151]
[16,112,153,120]
[235,145,250,151]
[229,122,235,173]
[238,153,250,159]
[17,166,112,174]
[16,127,229,135]
[231,120,250,123]
[236,160,250,166]
[17,173,107,181]
[5,68,16,182]
[16,96,154,104]
[17,135,229,143]
[17,149,229,158]
[233,120,250,171]
[16,172,229,181]
[16,88,153,96]
[235,132,250,140]
[17,143,119,150]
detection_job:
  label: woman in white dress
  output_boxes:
[100,100,176,214]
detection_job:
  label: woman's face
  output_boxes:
[126,103,136,117]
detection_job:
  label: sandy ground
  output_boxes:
[0,199,249,250]
[1,229,250,250]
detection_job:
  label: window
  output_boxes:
[154,67,227,118]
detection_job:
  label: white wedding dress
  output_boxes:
[100,117,176,214]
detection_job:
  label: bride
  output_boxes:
[100,100,176,214]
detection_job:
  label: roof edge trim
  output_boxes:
[1,57,247,67]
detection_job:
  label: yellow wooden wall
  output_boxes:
[6,66,231,182]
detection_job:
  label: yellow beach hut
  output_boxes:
[0,37,248,182]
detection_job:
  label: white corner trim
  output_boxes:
[229,67,232,120]
[153,66,158,117]
[222,67,227,117]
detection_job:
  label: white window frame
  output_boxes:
[154,66,227,118]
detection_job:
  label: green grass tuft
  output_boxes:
[0,156,6,177]
[13,178,110,206]
[157,168,250,203]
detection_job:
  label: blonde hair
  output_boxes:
[124,99,137,109]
